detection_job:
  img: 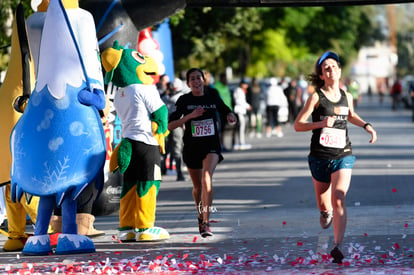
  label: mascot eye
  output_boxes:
[132,51,146,64]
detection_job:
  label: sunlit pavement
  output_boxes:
[0,94,414,274]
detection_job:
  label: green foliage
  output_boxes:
[0,0,33,74]
[171,6,381,80]
[0,2,390,82]
[170,7,264,75]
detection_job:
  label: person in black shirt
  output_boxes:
[168,68,236,238]
[294,51,377,264]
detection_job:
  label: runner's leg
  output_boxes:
[330,168,352,245]
[200,153,219,223]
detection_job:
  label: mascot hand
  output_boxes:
[152,121,169,154]
[13,95,30,113]
[78,88,106,110]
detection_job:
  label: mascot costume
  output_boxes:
[26,0,105,239]
[10,0,106,255]
[0,4,41,252]
[101,41,170,242]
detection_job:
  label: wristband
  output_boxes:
[363,123,371,129]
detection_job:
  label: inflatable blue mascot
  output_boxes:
[10,0,106,255]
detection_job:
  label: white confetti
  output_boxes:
[217,257,223,264]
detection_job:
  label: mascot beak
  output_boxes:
[136,55,158,85]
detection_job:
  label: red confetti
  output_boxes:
[309,259,318,265]
[392,188,397,193]
[193,236,198,243]
[282,221,286,225]
[321,254,330,261]
[393,243,400,249]
[297,241,303,246]
[405,223,408,228]
[182,253,189,260]
[364,233,368,236]
[209,220,219,223]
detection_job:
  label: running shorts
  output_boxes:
[308,155,356,183]
[183,145,223,169]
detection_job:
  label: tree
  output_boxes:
[170,6,380,79]
[170,7,263,76]
[0,0,33,75]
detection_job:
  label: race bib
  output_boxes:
[191,119,215,137]
[319,128,346,149]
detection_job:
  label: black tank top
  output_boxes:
[310,89,352,159]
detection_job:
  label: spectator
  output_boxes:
[156,74,170,97]
[284,79,300,123]
[410,83,414,122]
[265,77,286,138]
[390,78,402,111]
[233,80,252,150]
[247,77,264,138]
[163,78,186,181]
[213,73,233,151]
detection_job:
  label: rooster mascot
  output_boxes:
[101,41,170,242]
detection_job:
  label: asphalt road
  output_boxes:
[0,94,414,274]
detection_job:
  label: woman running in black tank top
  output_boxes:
[294,52,377,264]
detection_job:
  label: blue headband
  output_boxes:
[317,51,339,69]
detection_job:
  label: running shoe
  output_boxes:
[320,210,333,229]
[330,246,344,264]
[200,222,213,238]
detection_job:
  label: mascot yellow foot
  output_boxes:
[137,227,170,242]
[117,227,169,242]
[3,237,28,252]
